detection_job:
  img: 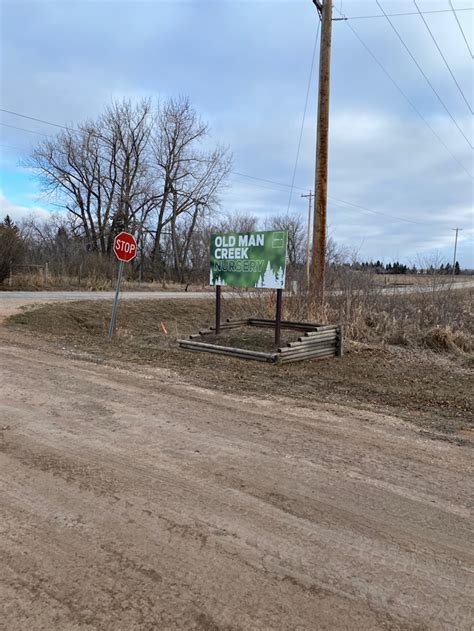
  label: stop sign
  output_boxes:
[113,232,137,262]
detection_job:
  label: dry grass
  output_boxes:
[231,281,473,356]
[7,297,473,439]
[1,273,207,293]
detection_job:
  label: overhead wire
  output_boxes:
[0,133,435,229]
[231,171,307,193]
[229,174,294,194]
[0,108,106,144]
[0,105,465,231]
[329,196,427,226]
[0,142,27,151]
[0,108,78,133]
[448,0,473,58]
[375,0,473,149]
[231,172,432,227]
[0,121,51,137]
[412,0,472,114]
[286,18,321,213]
[342,7,474,20]
[334,5,473,180]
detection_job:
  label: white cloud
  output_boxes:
[0,190,53,223]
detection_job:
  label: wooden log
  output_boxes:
[178,340,276,360]
[292,338,337,347]
[279,339,337,353]
[290,337,336,347]
[279,341,337,351]
[277,344,337,357]
[292,332,337,345]
[278,342,336,352]
[284,347,336,355]
[277,349,336,364]
[179,344,274,362]
[181,346,275,362]
[198,328,216,336]
[248,319,319,331]
[310,324,338,332]
[278,347,336,358]
[197,322,245,336]
[303,327,338,337]
[225,318,250,325]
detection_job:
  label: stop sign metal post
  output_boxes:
[108,232,137,339]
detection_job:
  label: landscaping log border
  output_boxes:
[178,319,343,364]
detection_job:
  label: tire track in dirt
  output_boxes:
[1,342,473,629]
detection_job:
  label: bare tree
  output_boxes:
[219,211,259,234]
[25,97,231,278]
[264,212,306,268]
[25,99,155,255]
[149,97,231,278]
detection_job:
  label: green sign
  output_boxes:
[210,230,288,289]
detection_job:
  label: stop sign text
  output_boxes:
[113,232,137,262]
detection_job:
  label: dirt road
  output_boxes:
[1,327,473,630]
[1,277,473,306]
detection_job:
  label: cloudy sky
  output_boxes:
[0,0,472,266]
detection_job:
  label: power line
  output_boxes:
[375,0,473,150]
[0,108,75,132]
[341,7,474,20]
[0,121,51,137]
[287,19,321,213]
[448,0,473,58]
[0,144,453,232]
[329,196,427,226]
[231,171,431,227]
[0,142,26,151]
[0,108,104,143]
[334,7,473,180]
[230,173,296,193]
[232,171,307,193]
[0,109,466,230]
[412,0,472,114]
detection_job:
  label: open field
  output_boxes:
[1,296,473,629]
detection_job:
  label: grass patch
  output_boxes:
[8,298,473,438]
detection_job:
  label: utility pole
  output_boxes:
[311,0,333,305]
[452,227,462,279]
[301,190,313,286]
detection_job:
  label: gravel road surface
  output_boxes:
[1,329,473,629]
[0,278,472,307]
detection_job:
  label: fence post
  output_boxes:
[275,288,283,346]
[337,325,343,357]
[215,285,221,334]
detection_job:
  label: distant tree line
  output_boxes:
[0,211,466,288]
[0,210,316,287]
[349,260,462,275]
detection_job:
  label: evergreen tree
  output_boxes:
[0,215,24,284]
